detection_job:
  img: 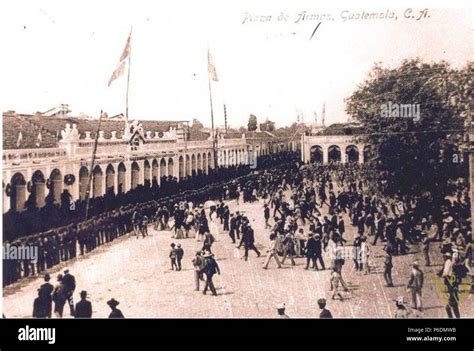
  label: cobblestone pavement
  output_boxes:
[3,194,473,318]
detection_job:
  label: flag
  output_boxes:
[36,132,42,147]
[108,61,126,87]
[108,30,132,87]
[208,49,218,82]
[120,31,132,62]
[16,131,23,148]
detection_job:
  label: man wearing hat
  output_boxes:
[192,251,205,291]
[62,269,76,317]
[38,273,54,318]
[276,303,289,319]
[263,233,282,269]
[75,291,93,318]
[107,298,124,318]
[318,298,333,318]
[305,233,318,270]
[202,252,220,296]
[406,260,424,311]
[33,289,50,318]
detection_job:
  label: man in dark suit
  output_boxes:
[238,223,261,261]
[202,253,220,296]
[229,213,238,243]
[318,298,333,318]
[305,233,317,270]
[313,234,325,270]
[62,269,76,316]
[75,290,92,318]
[38,273,54,318]
[107,298,124,318]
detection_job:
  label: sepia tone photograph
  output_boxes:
[1,0,473,323]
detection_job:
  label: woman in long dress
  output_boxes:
[210,208,220,236]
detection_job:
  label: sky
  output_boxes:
[1,0,472,129]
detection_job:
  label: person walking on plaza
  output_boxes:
[229,213,238,244]
[263,233,282,269]
[62,269,76,317]
[38,273,54,318]
[406,260,424,312]
[192,251,205,291]
[318,298,333,318]
[33,289,49,318]
[281,233,296,266]
[305,233,317,270]
[75,290,92,318]
[175,243,184,271]
[107,298,125,318]
[202,252,220,296]
[361,237,371,275]
[238,222,261,261]
[264,203,271,229]
[169,243,178,270]
[330,269,346,300]
[52,274,66,318]
[383,249,394,287]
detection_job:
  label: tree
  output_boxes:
[345,59,472,197]
[260,119,275,132]
[248,114,258,131]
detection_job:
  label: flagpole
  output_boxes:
[208,67,218,170]
[84,110,104,220]
[125,27,133,121]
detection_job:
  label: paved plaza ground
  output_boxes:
[3,192,473,318]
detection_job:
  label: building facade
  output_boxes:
[3,114,296,214]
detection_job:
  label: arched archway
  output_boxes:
[168,158,174,177]
[197,154,202,172]
[49,169,62,204]
[144,160,151,188]
[158,159,165,180]
[191,154,197,176]
[179,156,185,179]
[153,159,160,186]
[328,145,341,163]
[106,164,115,193]
[310,145,324,163]
[131,161,140,189]
[10,172,26,212]
[79,167,89,200]
[92,165,103,197]
[118,163,126,193]
[31,170,46,208]
[208,152,213,170]
[346,145,359,163]
[202,153,208,174]
[186,155,191,176]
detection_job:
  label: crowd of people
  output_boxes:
[3,152,298,287]
[4,149,473,318]
[32,269,124,319]
[160,161,472,317]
